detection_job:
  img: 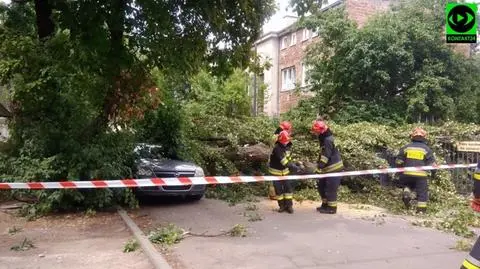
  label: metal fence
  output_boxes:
[440,140,480,195]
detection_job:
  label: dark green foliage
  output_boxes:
[297,0,480,123]
[0,0,275,216]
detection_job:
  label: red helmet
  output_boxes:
[311,120,328,135]
[279,121,292,132]
[277,130,291,145]
[410,127,427,138]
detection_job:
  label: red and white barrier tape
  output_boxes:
[0,163,477,190]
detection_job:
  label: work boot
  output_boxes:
[285,199,294,214]
[402,187,413,209]
[277,200,286,213]
[316,199,328,211]
[318,205,337,214]
[416,201,427,214]
[416,207,427,214]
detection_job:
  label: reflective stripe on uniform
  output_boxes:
[463,259,480,269]
[405,147,426,160]
[276,195,284,200]
[280,157,289,166]
[268,167,289,176]
[323,161,344,173]
[284,193,293,200]
[404,171,428,177]
[320,155,328,163]
[417,201,427,208]
[466,255,480,268]
[475,173,480,180]
[328,201,337,207]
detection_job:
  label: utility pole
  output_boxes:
[253,43,258,117]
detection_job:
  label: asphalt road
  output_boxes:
[138,198,469,269]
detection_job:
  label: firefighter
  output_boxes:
[271,121,292,145]
[311,120,344,214]
[395,127,435,213]
[268,130,300,214]
[459,161,480,269]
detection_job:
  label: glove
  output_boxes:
[471,198,480,213]
[296,161,306,170]
[287,163,300,174]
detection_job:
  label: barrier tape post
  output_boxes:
[0,163,476,190]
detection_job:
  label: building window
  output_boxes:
[312,29,319,38]
[282,67,296,91]
[281,36,289,49]
[301,62,312,87]
[290,33,297,46]
[302,28,310,41]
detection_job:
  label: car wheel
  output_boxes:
[187,194,204,201]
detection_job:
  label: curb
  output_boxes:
[117,208,173,269]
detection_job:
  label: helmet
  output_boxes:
[311,120,328,135]
[277,130,291,145]
[279,121,292,132]
[410,127,427,138]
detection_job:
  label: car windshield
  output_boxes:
[134,144,164,159]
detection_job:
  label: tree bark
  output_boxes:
[34,0,55,39]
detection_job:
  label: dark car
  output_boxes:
[133,143,206,200]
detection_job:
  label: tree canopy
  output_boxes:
[296,0,480,124]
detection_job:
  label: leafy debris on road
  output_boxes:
[451,239,474,252]
[123,239,139,253]
[244,211,263,222]
[8,226,22,235]
[148,224,184,246]
[244,203,258,211]
[10,237,35,251]
[229,224,247,237]
[148,223,248,246]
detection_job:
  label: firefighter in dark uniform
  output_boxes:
[268,130,300,214]
[460,161,480,269]
[311,120,344,214]
[271,121,292,145]
[395,127,435,213]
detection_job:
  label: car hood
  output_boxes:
[138,158,198,172]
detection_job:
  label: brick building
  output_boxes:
[254,0,478,117]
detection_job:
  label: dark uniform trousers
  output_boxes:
[317,175,342,207]
[396,140,435,209]
[273,180,293,207]
[460,166,480,269]
[461,237,480,269]
[399,175,428,208]
[316,133,344,208]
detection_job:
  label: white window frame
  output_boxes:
[281,67,296,91]
[302,28,310,41]
[290,32,297,46]
[301,62,312,87]
[281,36,289,49]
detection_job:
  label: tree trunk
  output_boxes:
[34,0,55,40]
